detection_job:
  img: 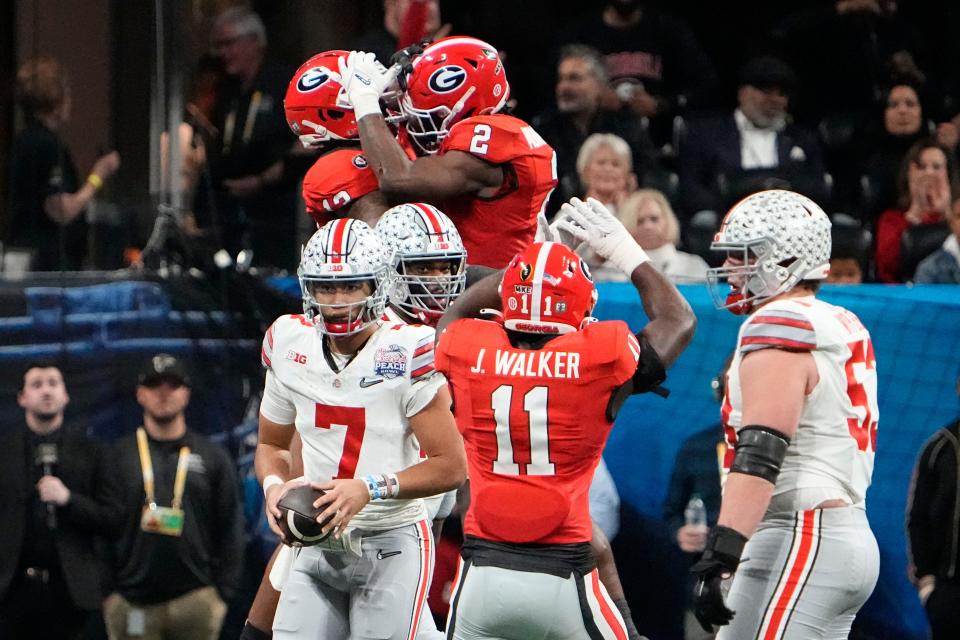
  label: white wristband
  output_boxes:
[351,93,382,121]
[263,474,284,498]
[608,239,650,276]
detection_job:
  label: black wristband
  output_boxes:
[702,525,748,572]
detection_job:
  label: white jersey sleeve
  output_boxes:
[260,369,297,425]
[402,331,446,417]
[724,297,878,511]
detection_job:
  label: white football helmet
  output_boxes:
[375,203,466,324]
[707,190,831,314]
[298,218,394,335]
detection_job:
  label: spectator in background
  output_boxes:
[914,197,960,283]
[353,0,449,65]
[103,354,244,640]
[589,459,621,542]
[533,44,657,215]
[875,139,956,282]
[906,369,960,639]
[577,133,637,216]
[827,248,867,285]
[0,362,123,639]
[662,356,729,640]
[856,82,960,220]
[8,56,121,271]
[678,56,826,221]
[203,7,297,271]
[559,0,718,146]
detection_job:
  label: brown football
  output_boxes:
[276,485,334,546]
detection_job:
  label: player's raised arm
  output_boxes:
[557,197,696,366]
[338,52,501,202]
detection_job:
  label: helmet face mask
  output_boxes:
[707,190,831,315]
[298,219,393,336]
[375,203,467,325]
[395,256,466,322]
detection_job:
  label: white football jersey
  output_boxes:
[259,314,444,530]
[722,296,878,511]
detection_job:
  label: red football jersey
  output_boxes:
[435,318,640,544]
[302,148,379,226]
[438,114,557,269]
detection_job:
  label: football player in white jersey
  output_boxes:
[692,190,880,639]
[376,202,467,540]
[255,218,466,640]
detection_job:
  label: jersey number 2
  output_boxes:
[469,124,492,155]
[491,385,555,476]
[314,404,366,478]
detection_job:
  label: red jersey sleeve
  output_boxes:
[302,149,379,225]
[441,114,552,165]
[579,321,640,387]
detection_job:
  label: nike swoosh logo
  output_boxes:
[359,377,384,388]
[377,550,401,560]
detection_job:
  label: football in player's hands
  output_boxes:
[277,485,334,546]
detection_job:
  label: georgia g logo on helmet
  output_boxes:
[428,65,467,93]
[297,67,331,93]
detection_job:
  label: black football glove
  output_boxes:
[690,525,747,632]
[390,40,429,92]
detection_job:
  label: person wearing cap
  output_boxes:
[678,55,826,220]
[102,353,244,640]
[0,360,123,639]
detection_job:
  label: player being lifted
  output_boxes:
[337,36,558,268]
[434,197,696,639]
[692,190,879,638]
[255,218,466,640]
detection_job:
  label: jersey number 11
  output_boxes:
[491,385,555,476]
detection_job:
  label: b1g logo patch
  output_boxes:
[428,65,467,93]
[353,154,368,169]
[374,344,408,378]
[297,67,330,92]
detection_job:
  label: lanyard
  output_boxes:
[222,90,262,155]
[136,428,190,509]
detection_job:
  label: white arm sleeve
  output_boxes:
[259,369,297,425]
[402,371,447,418]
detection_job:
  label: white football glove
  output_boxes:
[337,51,399,120]
[555,197,649,275]
[533,210,582,250]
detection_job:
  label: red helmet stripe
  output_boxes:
[412,203,446,240]
[328,219,350,263]
[529,242,554,323]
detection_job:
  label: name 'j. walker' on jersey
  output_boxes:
[258,219,444,532]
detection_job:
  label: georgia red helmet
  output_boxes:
[499,242,598,335]
[400,36,510,154]
[284,50,357,147]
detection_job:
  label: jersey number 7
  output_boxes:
[491,385,555,476]
[314,403,366,478]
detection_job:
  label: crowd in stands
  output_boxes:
[6,1,960,284]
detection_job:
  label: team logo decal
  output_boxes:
[555,301,567,313]
[374,344,408,378]
[428,65,467,93]
[507,297,518,311]
[519,262,532,282]
[353,154,368,169]
[297,67,330,93]
[580,259,594,282]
